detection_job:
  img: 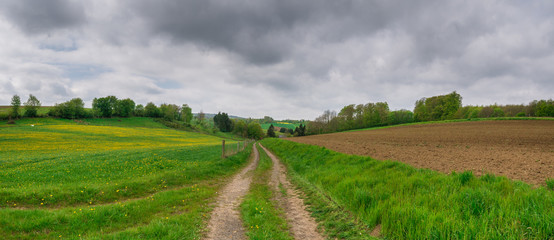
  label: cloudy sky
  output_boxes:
[0,0,553,119]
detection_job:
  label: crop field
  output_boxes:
[0,118,250,239]
[289,120,554,185]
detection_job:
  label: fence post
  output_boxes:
[222,140,225,159]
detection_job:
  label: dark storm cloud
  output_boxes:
[126,0,440,65]
[0,0,86,34]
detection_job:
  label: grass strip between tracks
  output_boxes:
[240,144,293,240]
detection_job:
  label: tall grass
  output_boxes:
[261,138,554,239]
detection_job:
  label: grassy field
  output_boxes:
[261,138,554,240]
[0,117,251,239]
[261,122,300,130]
[240,144,293,240]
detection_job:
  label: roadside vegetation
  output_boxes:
[240,144,293,240]
[261,138,554,239]
[0,118,251,239]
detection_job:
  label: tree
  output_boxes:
[160,103,180,121]
[233,120,248,137]
[23,94,41,117]
[93,96,118,118]
[247,122,264,140]
[115,98,135,117]
[295,124,306,136]
[213,112,233,132]
[10,95,21,118]
[197,110,205,123]
[279,127,287,133]
[267,124,276,137]
[50,98,86,119]
[144,102,160,117]
[181,104,193,124]
[134,104,145,117]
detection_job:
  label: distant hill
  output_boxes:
[194,113,245,120]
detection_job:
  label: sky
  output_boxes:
[0,0,553,120]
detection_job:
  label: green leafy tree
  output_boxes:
[144,102,160,118]
[115,98,135,117]
[134,104,145,117]
[267,124,276,137]
[23,94,41,117]
[247,122,264,140]
[10,95,21,118]
[213,112,233,132]
[93,96,118,118]
[181,104,193,124]
[160,104,180,121]
[50,98,86,119]
[233,120,248,137]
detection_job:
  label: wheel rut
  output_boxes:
[205,143,259,240]
[259,144,324,240]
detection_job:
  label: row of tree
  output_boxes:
[307,91,553,135]
[7,94,41,119]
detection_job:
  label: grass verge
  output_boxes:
[261,138,554,239]
[240,144,293,240]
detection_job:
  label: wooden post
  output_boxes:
[222,140,225,158]
[237,142,240,153]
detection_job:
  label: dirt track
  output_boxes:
[289,120,554,185]
[260,144,324,240]
[205,145,259,240]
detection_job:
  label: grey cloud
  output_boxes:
[0,0,86,34]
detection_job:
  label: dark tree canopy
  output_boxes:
[267,124,276,137]
[50,98,86,119]
[213,112,233,132]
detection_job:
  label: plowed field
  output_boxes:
[289,120,554,185]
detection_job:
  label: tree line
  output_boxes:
[307,91,553,135]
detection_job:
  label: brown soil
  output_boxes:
[205,145,259,240]
[259,144,325,240]
[289,120,554,185]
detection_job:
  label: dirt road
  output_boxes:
[205,144,259,240]
[260,144,324,240]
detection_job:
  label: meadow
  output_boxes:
[261,122,299,131]
[0,118,250,239]
[261,138,554,239]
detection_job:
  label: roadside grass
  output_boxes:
[240,144,293,240]
[0,119,251,239]
[261,138,554,239]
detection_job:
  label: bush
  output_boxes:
[516,112,526,117]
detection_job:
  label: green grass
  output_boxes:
[261,138,554,239]
[240,144,293,240]
[261,122,300,130]
[0,118,252,239]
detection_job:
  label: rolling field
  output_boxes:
[289,120,554,185]
[261,122,300,130]
[0,118,250,239]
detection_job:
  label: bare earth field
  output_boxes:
[289,120,554,185]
